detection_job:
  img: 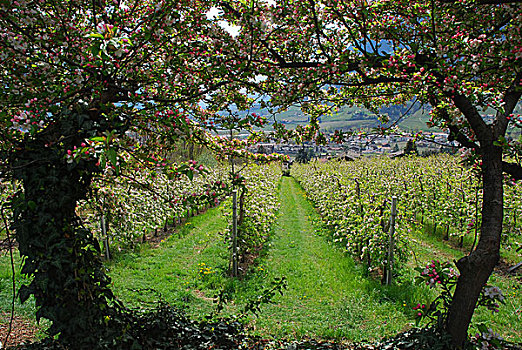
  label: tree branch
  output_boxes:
[503,161,522,180]
[494,71,522,138]
[451,93,492,143]
[326,76,408,86]
[428,95,481,149]
[448,124,480,149]
[439,0,522,4]
[150,81,230,104]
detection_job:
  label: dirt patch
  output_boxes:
[495,259,522,282]
[0,312,39,348]
[192,289,215,302]
[140,220,188,250]
[146,227,175,249]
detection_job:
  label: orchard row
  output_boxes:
[74,162,281,259]
[291,155,522,272]
[223,164,281,273]
[77,165,230,249]
[1,162,281,266]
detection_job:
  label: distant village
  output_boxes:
[247,131,458,161]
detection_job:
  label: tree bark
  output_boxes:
[446,144,503,346]
[11,113,120,347]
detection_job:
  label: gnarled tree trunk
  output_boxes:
[446,144,503,347]
[11,112,120,347]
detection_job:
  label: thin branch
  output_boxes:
[149,81,230,104]
[308,0,332,63]
[503,161,522,180]
[494,71,522,138]
[389,99,420,126]
[325,76,408,86]
[330,1,368,56]
[118,173,172,202]
[431,0,437,47]
[439,0,522,4]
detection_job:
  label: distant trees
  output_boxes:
[404,140,419,156]
[295,147,315,163]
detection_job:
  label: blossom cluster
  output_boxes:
[419,260,459,288]
[412,303,427,318]
[481,286,505,313]
[470,324,504,350]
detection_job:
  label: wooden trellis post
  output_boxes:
[101,214,110,261]
[231,190,238,277]
[385,196,397,285]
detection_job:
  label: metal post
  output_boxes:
[101,214,110,260]
[386,196,397,285]
[232,190,238,277]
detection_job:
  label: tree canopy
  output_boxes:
[0,0,280,346]
[1,0,522,347]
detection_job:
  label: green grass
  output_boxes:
[405,222,522,343]
[243,177,418,342]
[108,206,230,315]
[1,178,520,345]
[0,247,50,341]
[109,177,425,343]
[0,249,36,317]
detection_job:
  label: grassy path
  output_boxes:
[109,206,229,314]
[108,177,415,342]
[249,177,412,341]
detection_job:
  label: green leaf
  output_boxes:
[89,33,105,39]
[90,45,101,57]
[476,323,488,333]
[27,200,37,210]
[107,148,117,167]
[99,153,106,168]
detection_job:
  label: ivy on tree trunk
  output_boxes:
[11,110,123,347]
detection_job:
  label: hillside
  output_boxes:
[252,102,522,136]
[249,102,436,133]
